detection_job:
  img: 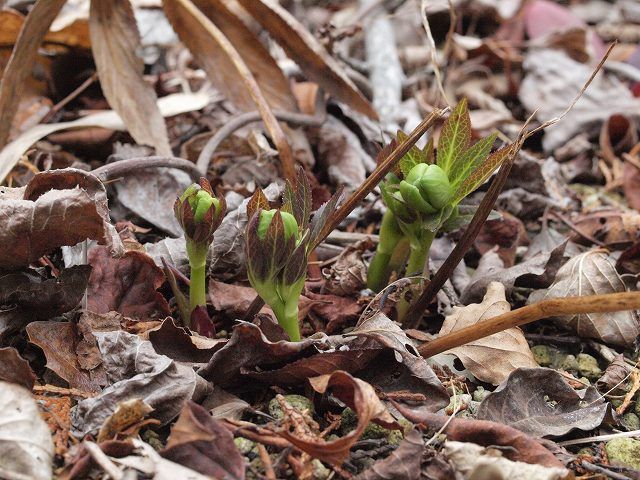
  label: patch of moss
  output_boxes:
[268,394,314,421]
[605,438,640,469]
[621,413,640,432]
[531,345,553,367]
[576,353,602,380]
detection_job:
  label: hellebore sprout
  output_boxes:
[368,99,508,314]
[245,167,341,341]
[174,177,226,325]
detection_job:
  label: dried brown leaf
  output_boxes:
[89,0,171,155]
[439,282,538,385]
[356,429,423,480]
[0,347,36,389]
[236,0,377,119]
[528,249,640,346]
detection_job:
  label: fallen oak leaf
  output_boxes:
[281,371,399,466]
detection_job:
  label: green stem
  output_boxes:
[272,299,301,341]
[397,231,435,322]
[186,240,208,314]
[368,210,406,292]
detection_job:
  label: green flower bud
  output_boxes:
[400,163,453,213]
[174,177,226,246]
[258,209,299,242]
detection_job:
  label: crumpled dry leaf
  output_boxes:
[461,241,566,304]
[438,282,538,385]
[0,347,36,389]
[87,247,170,319]
[322,241,369,296]
[147,318,224,364]
[528,249,640,347]
[97,398,154,442]
[356,429,423,480]
[0,168,122,269]
[520,49,640,151]
[476,367,610,438]
[161,401,245,480]
[27,321,105,393]
[475,212,528,267]
[597,354,632,392]
[0,381,54,480]
[394,402,563,468]
[283,371,398,466]
[72,331,209,437]
[444,441,570,480]
[236,0,376,119]
[306,291,363,334]
[89,0,171,156]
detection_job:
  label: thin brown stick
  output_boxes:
[418,291,640,358]
[41,73,98,124]
[257,443,277,480]
[92,155,202,183]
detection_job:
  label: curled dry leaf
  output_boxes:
[0,168,122,269]
[282,371,398,466]
[236,0,377,119]
[0,347,36,389]
[72,331,208,437]
[476,367,610,438]
[97,398,154,442]
[394,402,563,468]
[87,246,171,319]
[528,249,640,347]
[438,282,538,385]
[597,354,632,392]
[161,401,245,480]
[147,317,224,364]
[89,0,171,156]
[0,381,54,480]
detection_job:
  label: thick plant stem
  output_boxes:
[189,263,207,314]
[272,300,301,341]
[367,210,405,292]
[397,231,435,322]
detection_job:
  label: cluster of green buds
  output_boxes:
[174,177,226,329]
[368,99,507,301]
[245,167,341,341]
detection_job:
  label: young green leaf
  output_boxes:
[448,132,497,188]
[436,99,471,175]
[282,166,311,228]
[397,131,428,177]
[451,145,512,204]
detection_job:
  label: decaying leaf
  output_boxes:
[87,247,171,319]
[89,0,171,156]
[147,317,224,364]
[528,249,640,346]
[72,331,209,437]
[0,347,36,389]
[0,168,122,269]
[438,282,538,385]
[97,398,154,442]
[356,429,424,480]
[476,367,610,438]
[0,381,54,480]
[444,441,570,480]
[283,371,398,466]
[596,355,632,392]
[161,401,245,480]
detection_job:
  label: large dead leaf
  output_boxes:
[438,282,538,385]
[72,331,208,437]
[528,249,640,347]
[89,0,171,155]
[87,247,170,319]
[27,321,104,393]
[0,168,122,269]
[147,317,224,364]
[0,382,54,480]
[163,0,294,179]
[0,0,66,149]
[161,401,245,480]
[476,367,610,438]
[236,0,377,119]
[0,347,36,389]
[394,403,563,468]
[282,371,398,466]
[356,429,424,480]
[191,0,296,111]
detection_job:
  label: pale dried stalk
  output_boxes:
[418,291,640,358]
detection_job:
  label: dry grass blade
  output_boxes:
[191,0,297,112]
[418,291,640,358]
[89,0,171,156]
[163,0,295,182]
[0,0,66,149]
[236,0,377,119]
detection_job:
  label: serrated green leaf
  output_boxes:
[396,130,427,177]
[436,99,471,175]
[449,132,497,188]
[451,145,512,204]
